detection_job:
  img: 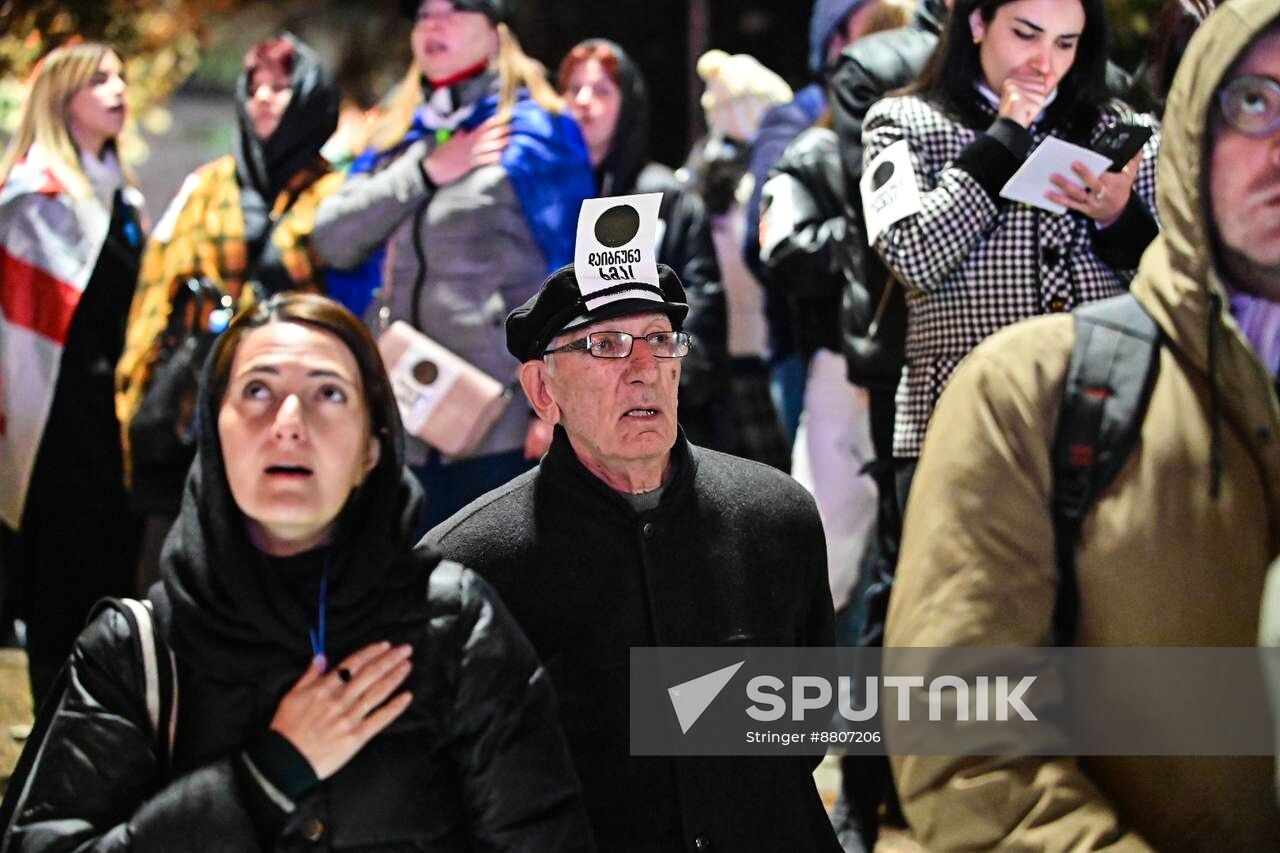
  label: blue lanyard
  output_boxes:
[308,552,332,671]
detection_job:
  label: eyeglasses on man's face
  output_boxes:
[543,330,692,359]
[1217,75,1280,137]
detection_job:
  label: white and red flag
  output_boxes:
[0,145,122,529]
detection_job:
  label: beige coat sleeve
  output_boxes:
[1261,557,1280,805]
[884,326,1155,852]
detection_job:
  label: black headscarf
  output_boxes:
[233,33,340,206]
[576,39,651,197]
[154,326,437,684]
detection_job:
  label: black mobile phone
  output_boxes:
[1093,123,1154,171]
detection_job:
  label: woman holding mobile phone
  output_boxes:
[861,0,1160,507]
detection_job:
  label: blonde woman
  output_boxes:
[0,43,144,705]
[313,0,594,534]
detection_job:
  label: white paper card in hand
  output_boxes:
[861,140,922,245]
[574,192,663,311]
[1000,136,1112,215]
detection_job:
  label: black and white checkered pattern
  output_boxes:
[863,94,1160,457]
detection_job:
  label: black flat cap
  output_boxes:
[399,0,514,23]
[506,262,689,361]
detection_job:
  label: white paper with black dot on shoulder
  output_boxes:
[575,192,664,311]
[861,140,922,245]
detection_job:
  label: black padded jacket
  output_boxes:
[828,0,943,389]
[761,126,860,360]
[0,561,592,852]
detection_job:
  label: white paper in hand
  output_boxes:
[574,193,663,312]
[861,140,922,245]
[1000,136,1112,215]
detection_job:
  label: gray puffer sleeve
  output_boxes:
[312,141,435,270]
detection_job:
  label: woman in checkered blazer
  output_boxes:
[862,0,1160,501]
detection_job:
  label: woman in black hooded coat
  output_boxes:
[553,39,732,453]
[118,34,349,587]
[2,293,592,852]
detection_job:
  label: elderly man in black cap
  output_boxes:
[427,247,840,852]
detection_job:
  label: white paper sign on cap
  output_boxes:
[574,192,663,310]
[861,140,922,245]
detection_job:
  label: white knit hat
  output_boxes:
[696,49,793,143]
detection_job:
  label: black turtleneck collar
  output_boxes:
[540,424,693,517]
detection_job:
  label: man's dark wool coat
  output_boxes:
[428,427,840,853]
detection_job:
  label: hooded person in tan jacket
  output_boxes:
[884,0,1280,848]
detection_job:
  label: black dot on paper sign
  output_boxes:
[871,161,895,191]
[412,359,439,385]
[594,204,641,248]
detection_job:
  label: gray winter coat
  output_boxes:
[313,80,547,462]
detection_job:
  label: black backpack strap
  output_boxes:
[114,598,178,773]
[1051,293,1161,646]
[0,599,177,849]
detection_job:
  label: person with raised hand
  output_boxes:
[888,0,1280,845]
[2,293,592,852]
[116,33,346,588]
[861,0,1160,514]
[313,0,594,535]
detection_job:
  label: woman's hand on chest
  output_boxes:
[268,641,415,780]
[422,117,511,186]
